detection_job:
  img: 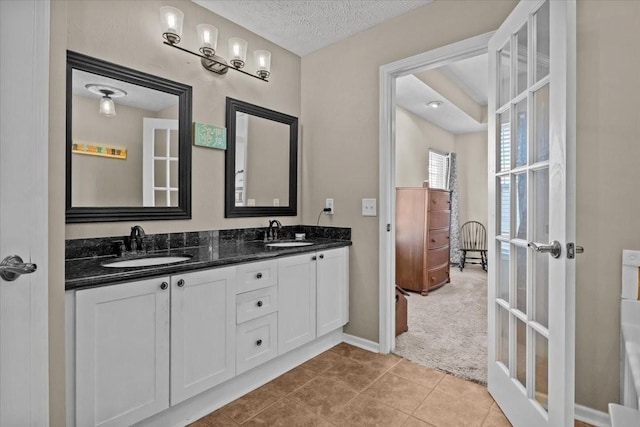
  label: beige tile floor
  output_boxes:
[189,343,594,427]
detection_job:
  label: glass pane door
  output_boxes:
[488,0,574,424]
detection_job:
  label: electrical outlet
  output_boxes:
[325,198,334,215]
[362,198,377,216]
[273,198,280,206]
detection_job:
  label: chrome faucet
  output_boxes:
[267,219,282,241]
[129,225,146,252]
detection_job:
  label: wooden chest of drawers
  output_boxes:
[395,186,451,295]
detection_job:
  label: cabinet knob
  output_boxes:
[319,254,324,259]
[256,272,263,279]
[256,339,263,346]
[177,279,185,287]
[257,300,263,307]
[160,282,168,290]
[311,256,317,261]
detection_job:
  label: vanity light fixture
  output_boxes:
[160,6,271,82]
[85,84,127,117]
[427,101,444,109]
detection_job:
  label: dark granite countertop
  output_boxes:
[66,237,351,291]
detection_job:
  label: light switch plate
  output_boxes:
[362,198,377,216]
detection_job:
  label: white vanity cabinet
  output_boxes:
[73,266,236,427]
[278,253,317,354]
[68,245,349,427]
[277,247,349,354]
[170,267,236,405]
[75,276,171,427]
[316,247,349,337]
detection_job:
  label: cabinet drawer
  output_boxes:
[236,312,278,374]
[428,245,450,268]
[428,210,450,230]
[236,286,278,324]
[237,260,277,293]
[428,229,450,249]
[428,190,450,212]
[427,265,450,289]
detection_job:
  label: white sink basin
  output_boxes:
[266,242,314,248]
[103,256,192,268]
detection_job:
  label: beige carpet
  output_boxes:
[394,265,488,384]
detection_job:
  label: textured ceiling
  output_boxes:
[193,0,432,56]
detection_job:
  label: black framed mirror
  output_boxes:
[66,51,192,223]
[225,97,298,217]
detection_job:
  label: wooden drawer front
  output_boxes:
[236,260,277,293]
[428,190,450,212]
[428,229,450,249]
[428,246,450,268]
[236,312,277,374]
[429,210,450,230]
[236,286,278,324]
[427,265,450,289]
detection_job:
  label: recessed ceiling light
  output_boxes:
[427,101,443,109]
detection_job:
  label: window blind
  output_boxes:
[428,150,450,190]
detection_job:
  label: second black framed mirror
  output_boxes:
[225,97,298,218]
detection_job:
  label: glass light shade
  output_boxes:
[253,50,271,79]
[197,24,218,56]
[228,38,248,68]
[160,6,184,44]
[99,96,116,117]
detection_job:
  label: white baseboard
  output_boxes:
[576,403,611,427]
[343,333,380,353]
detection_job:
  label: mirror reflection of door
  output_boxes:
[142,118,179,207]
[235,112,248,206]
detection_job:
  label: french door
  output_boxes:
[487,1,576,426]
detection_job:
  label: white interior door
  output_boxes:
[487,1,576,426]
[0,0,50,424]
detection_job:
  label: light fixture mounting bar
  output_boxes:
[163,42,268,83]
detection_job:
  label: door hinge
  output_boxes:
[387,223,391,232]
[566,243,584,259]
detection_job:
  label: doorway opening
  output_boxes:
[378,33,493,382]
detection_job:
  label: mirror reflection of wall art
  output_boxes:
[72,142,127,159]
[193,122,226,149]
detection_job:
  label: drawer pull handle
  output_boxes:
[256,272,263,279]
[257,300,263,307]
[177,279,185,287]
[256,339,263,346]
[319,254,324,259]
[431,239,436,243]
[311,256,317,261]
[160,282,168,290]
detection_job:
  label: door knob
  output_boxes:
[527,241,562,259]
[0,255,37,282]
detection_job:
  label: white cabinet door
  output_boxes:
[75,277,170,427]
[170,267,236,405]
[317,247,349,337]
[278,253,317,354]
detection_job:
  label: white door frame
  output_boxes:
[378,32,494,353]
[0,0,50,424]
